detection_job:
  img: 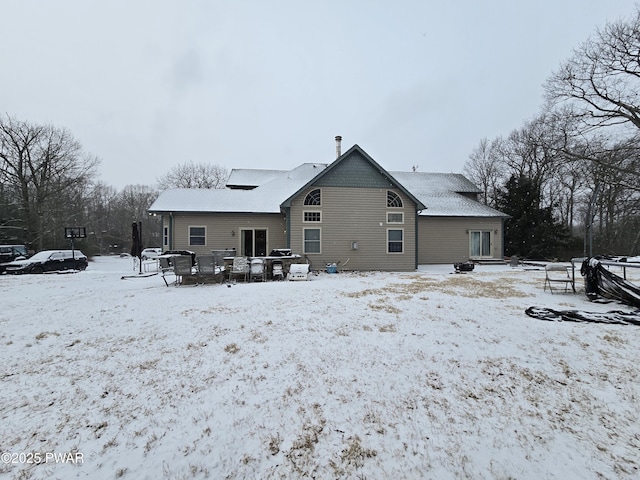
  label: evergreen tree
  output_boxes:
[496,175,569,259]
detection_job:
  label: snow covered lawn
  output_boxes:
[1,257,639,479]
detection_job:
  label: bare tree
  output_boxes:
[114,185,162,250]
[0,115,99,250]
[463,137,503,207]
[156,161,229,190]
[545,8,640,131]
[84,182,120,254]
[464,7,640,256]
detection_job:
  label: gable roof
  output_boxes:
[149,145,506,218]
[281,144,426,210]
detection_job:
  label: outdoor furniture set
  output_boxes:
[159,253,308,286]
[226,255,308,283]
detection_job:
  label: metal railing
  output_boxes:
[571,257,640,283]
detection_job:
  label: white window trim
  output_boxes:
[189,225,207,246]
[469,230,492,258]
[303,227,322,254]
[303,210,322,223]
[386,211,404,224]
[387,228,404,254]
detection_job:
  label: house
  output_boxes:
[148,144,508,270]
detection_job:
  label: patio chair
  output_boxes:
[196,255,216,283]
[173,255,196,286]
[544,264,575,293]
[228,256,250,283]
[249,258,266,282]
[271,259,284,281]
[159,256,175,286]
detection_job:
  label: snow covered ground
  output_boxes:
[1,256,639,480]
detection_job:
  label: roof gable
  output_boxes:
[281,145,425,210]
[314,149,394,188]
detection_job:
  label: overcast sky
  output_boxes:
[1,1,636,189]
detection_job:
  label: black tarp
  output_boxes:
[525,258,640,325]
[581,258,640,308]
[525,306,640,325]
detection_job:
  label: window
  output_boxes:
[304,228,321,253]
[387,191,403,208]
[189,226,206,246]
[470,230,491,257]
[303,211,322,222]
[163,227,169,247]
[387,229,403,253]
[387,212,404,224]
[304,188,321,206]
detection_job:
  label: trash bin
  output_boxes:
[326,263,337,274]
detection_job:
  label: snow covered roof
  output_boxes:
[226,168,288,189]
[150,164,506,218]
[150,163,327,214]
[391,172,481,195]
[390,172,508,217]
[281,145,425,211]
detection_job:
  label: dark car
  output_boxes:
[0,245,29,274]
[4,250,88,274]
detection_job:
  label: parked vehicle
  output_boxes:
[0,245,29,274]
[0,245,28,262]
[141,248,162,260]
[4,250,88,274]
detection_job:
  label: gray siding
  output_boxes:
[167,213,286,257]
[418,217,503,264]
[314,150,396,188]
[289,186,417,271]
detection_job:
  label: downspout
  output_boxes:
[415,210,420,270]
[500,217,506,259]
[169,212,174,250]
[284,207,291,248]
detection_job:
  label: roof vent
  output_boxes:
[335,135,342,159]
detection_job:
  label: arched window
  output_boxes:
[387,191,403,208]
[304,188,321,206]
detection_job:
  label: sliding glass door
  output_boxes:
[470,230,491,258]
[241,229,267,257]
